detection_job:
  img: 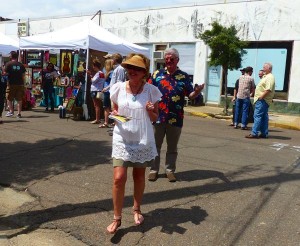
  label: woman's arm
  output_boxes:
[146,101,159,122]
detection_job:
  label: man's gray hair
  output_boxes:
[164,48,179,59]
[264,62,273,71]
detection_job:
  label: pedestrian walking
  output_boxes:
[106,53,162,234]
[148,48,204,182]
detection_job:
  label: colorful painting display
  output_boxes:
[60,51,72,74]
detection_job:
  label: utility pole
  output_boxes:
[91,10,102,26]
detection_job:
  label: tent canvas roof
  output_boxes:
[19,19,149,57]
[0,33,19,55]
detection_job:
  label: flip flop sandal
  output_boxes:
[106,215,122,234]
[133,207,144,226]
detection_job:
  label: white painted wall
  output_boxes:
[288,41,300,103]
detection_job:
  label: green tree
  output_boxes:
[198,21,248,115]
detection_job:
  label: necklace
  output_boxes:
[129,81,144,102]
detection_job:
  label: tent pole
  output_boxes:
[84,48,89,104]
[82,48,90,120]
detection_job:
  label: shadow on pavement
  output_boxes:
[1,170,300,238]
[175,170,231,183]
[0,138,111,187]
[110,206,208,244]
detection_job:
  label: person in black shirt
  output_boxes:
[42,62,59,111]
[5,51,26,118]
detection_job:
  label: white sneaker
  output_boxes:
[5,112,14,117]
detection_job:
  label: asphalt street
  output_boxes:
[1,108,300,246]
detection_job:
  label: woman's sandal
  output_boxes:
[106,215,122,234]
[99,123,110,128]
[133,207,144,226]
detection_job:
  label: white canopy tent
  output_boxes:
[19,19,149,56]
[0,32,19,55]
[19,19,150,119]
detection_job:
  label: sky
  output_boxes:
[1,0,216,20]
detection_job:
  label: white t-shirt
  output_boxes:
[90,71,105,92]
[110,81,162,163]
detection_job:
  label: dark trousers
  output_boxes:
[0,82,7,116]
[44,86,54,110]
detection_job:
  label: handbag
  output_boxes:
[96,91,104,100]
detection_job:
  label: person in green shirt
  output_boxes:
[246,62,275,139]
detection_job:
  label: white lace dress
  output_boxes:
[110,82,162,164]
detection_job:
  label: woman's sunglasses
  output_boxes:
[126,64,145,71]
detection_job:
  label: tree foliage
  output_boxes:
[198,21,248,70]
[198,21,248,114]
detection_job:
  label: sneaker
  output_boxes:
[166,172,176,182]
[17,113,22,118]
[148,172,158,182]
[5,112,14,117]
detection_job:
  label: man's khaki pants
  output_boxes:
[150,123,182,174]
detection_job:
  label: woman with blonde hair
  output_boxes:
[106,53,162,234]
[99,59,114,128]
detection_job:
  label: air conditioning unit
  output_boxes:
[153,51,164,59]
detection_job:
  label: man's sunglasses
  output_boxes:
[165,57,177,62]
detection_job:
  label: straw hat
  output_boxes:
[121,55,146,70]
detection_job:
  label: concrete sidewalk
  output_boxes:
[184,105,300,131]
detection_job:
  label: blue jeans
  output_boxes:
[251,99,269,137]
[234,97,250,127]
[44,86,54,110]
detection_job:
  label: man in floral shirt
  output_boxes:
[148,48,204,182]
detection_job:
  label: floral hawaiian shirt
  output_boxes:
[148,67,193,128]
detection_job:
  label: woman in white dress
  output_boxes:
[106,54,162,234]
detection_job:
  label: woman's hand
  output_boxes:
[111,109,118,115]
[146,101,154,112]
[146,101,159,122]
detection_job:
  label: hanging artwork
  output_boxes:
[60,50,72,75]
[32,69,42,84]
[24,67,32,88]
[60,76,70,86]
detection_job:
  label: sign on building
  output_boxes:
[18,22,27,37]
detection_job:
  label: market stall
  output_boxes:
[19,19,149,119]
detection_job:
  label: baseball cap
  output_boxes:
[103,54,112,59]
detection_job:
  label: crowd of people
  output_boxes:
[0,48,275,234]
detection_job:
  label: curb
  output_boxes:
[269,122,300,131]
[186,110,300,131]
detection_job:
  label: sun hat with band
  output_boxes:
[121,55,147,70]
